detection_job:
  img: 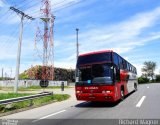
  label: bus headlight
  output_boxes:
[76,91,82,94]
[102,91,106,94]
[102,90,112,93]
[106,90,112,93]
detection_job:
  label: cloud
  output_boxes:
[0,0,5,7]
[0,0,82,24]
[134,64,143,77]
[1,1,160,76]
[25,0,82,18]
[54,61,75,69]
[0,35,18,60]
[78,7,160,54]
[53,6,160,70]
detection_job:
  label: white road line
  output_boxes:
[136,96,146,108]
[32,110,66,122]
[147,86,149,88]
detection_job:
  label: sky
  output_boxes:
[0,0,160,77]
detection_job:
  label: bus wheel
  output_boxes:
[134,83,137,91]
[120,89,124,101]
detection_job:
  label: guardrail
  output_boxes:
[0,92,53,105]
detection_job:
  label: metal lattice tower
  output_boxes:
[35,0,55,81]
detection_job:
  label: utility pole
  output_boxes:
[10,7,34,93]
[10,68,12,78]
[76,28,79,60]
[2,68,3,80]
[75,28,79,83]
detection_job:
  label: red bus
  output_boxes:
[75,50,138,102]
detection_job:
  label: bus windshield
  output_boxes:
[77,52,111,66]
[76,64,113,85]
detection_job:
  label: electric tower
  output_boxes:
[35,0,55,82]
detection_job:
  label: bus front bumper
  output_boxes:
[76,93,116,102]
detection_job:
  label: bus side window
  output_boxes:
[116,68,120,81]
[113,53,119,69]
[131,66,133,73]
[119,57,123,69]
[124,60,127,70]
[113,67,120,82]
[129,64,131,71]
[122,59,127,70]
[135,69,137,74]
[127,63,130,71]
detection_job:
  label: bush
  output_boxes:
[138,77,149,84]
[156,75,160,82]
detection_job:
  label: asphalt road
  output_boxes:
[1,83,160,125]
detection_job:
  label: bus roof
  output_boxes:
[79,50,113,57]
[78,50,136,71]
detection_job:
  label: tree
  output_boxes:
[20,65,75,81]
[156,75,160,82]
[19,72,29,80]
[138,76,149,84]
[141,61,156,80]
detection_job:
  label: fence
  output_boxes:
[0,80,68,87]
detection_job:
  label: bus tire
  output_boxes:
[134,83,137,91]
[120,88,124,101]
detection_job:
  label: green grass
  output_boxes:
[0,87,13,91]
[0,93,31,100]
[18,86,72,91]
[0,86,73,92]
[0,93,70,113]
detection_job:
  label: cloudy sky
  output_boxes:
[0,0,160,77]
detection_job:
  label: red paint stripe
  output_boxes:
[79,50,113,57]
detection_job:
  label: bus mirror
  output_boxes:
[113,68,116,83]
[76,77,79,82]
[115,69,120,81]
[114,68,116,75]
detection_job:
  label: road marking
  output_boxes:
[147,86,149,88]
[136,96,146,108]
[32,110,66,122]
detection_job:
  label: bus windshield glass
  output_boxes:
[77,52,111,66]
[77,64,113,85]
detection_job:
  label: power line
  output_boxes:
[0,14,33,51]
[54,0,83,13]
[0,8,12,23]
[11,0,16,6]
[1,19,31,50]
[26,0,84,18]
[15,0,39,10]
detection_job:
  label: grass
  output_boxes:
[0,93,70,113]
[18,86,72,91]
[0,86,73,92]
[0,87,13,91]
[0,93,31,100]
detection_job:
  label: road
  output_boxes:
[1,83,160,125]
